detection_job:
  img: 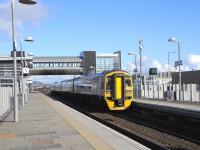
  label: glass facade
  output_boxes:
[33,62,81,68]
[96,54,120,73]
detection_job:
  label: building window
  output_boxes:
[44,63,49,67]
[50,63,54,67]
[74,63,81,67]
[36,63,43,67]
[63,63,68,67]
[59,63,63,67]
[96,56,118,73]
[55,63,59,67]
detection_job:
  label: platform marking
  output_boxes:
[0,134,16,138]
[42,94,113,150]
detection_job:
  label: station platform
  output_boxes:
[0,92,149,150]
[134,98,200,119]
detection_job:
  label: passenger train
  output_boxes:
[51,70,133,110]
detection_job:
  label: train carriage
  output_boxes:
[52,70,133,110]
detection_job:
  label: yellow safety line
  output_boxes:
[42,94,113,150]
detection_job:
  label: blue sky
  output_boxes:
[0,0,200,82]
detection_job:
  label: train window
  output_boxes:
[106,78,113,91]
[125,79,131,87]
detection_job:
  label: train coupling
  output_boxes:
[115,99,124,107]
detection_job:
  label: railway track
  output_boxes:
[41,90,200,150]
[50,95,167,150]
[110,111,200,145]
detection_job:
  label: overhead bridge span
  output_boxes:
[0,51,121,76]
[30,56,83,75]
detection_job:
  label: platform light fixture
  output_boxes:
[138,39,144,98]
[20,36,34,106]
[11,0,37,122]
[19,0,37,5]
[128,52,138,98]
[168,37,182,101]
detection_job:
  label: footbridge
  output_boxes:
[31,56,83,75]
[0,51,121,76]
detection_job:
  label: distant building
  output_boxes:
[172,70,200,84]
[80,51,121,75]
[0,53,32,76]
[143,70,200,85]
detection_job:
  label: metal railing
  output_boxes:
[0,84,13,119]
[141,83,200,102]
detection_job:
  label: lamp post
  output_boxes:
[168,37,182,101]
[20,37,34,106]
[24,37,34,102]
[11,0,37,122]
[139,39,144,98]
[24,37,34,68]
[128,52,138,98]
[168,51,175,83]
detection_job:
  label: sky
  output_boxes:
[0,0,200,83]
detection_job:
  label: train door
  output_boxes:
[114,74,124,107]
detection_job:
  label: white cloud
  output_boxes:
[0,0,48,37]
[126,55,149,74]
[152,60,161,69]
[146,59,170,73]
[125,55,193,75]
[181,65,190,71]
[126,62,136,73]
[188,54,200,70]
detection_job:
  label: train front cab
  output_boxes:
[104,71,133,110]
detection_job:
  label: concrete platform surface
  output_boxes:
[134,98,200,112]
[0,92,149,150]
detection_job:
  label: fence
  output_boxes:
[141,83,200,102]
[0,86,13,119]
[0,78,13,119]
